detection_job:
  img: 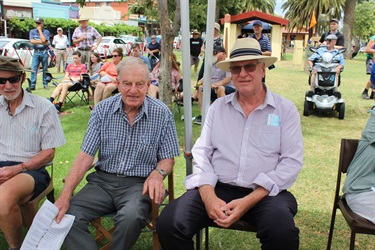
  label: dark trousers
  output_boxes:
[157,183,299,250]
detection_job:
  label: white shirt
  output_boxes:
[52,34,69,49]
[185,89,304,196]
[0,90,66,162]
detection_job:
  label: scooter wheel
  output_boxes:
[303,99,310,116]
[338,103,345,120]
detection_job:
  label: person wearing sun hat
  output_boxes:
[29,17,50,90]
[72,16,102,64]
[157,38,303,249]
[52,27,69,73]
[190,29,203,76]
[0,56,66,250]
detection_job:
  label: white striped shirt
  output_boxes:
[0,90,66,162]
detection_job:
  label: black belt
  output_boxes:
[56,48,66,50]
[78,48,91,51]
[34,49,47,52]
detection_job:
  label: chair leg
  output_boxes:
[196,230,203,250]
[326,206,338,250]
[47,188,55,203]
[152,231,159,250]
[349,231,356,250]
[205,226,209,250]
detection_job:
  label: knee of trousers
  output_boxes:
[113,207,149,231]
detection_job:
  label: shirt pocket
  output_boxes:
[136,137,158,165]
[258,126,281,152]
[101,137,123,159]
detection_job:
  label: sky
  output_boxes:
[274,0,285,17]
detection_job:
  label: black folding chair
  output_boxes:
[65,74,90,106]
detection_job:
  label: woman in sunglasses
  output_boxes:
[92,47,123,109]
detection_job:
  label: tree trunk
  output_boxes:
[157,0,181,108]
[342,0,356,59]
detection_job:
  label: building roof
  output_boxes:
[220,10,288,26]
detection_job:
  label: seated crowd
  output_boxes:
[1,34,374,250]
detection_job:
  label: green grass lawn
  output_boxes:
[1,51,374,249]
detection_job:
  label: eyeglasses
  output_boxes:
[213,51,222,55]
[112,55,120,57]
[0,73,23,85]
[229,63,260,74]
[122,81,146,89]
[326,39,333,42]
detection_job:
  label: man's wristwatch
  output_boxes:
[155,168,167,179]
[21,163,28,173]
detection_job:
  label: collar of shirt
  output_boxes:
[226,85,275,110]
[110,94,150,120]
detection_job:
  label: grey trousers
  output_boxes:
[65,170,151,250]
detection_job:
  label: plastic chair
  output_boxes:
[327,138,375,250]
[90,170,174,250]
[20,164,55,228]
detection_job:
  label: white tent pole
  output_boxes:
[201,0,216,127]
[180,0,193,175]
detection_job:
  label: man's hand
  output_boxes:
[0,165,21,184]
[142,170,165,204]
[335,66,342,74]
[214,198,249,228]
[199,185,227,221]
[54,196,71,223]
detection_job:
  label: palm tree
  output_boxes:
[282,0,344,35]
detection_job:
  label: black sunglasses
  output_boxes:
[229,63,260,74]
[326,39,333,42]
[112,54,120,57]
[0,73,23,85]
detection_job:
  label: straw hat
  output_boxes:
[192,29,200,35]
[216,38,277,71]
[214,22,220,32]
[0,56,33,72]
[78,17,89,22]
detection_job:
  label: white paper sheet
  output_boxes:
[21,200,75,250]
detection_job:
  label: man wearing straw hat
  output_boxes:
[72,17,102,64]
[190,29,203,76]
[157,38,303,249]
[0,56,65,250]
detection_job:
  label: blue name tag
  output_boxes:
[267,114,280,126]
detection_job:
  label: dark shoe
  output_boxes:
[89,106,93,111]
[54,104,61,112]
[362,92,369,99]
[26,87,32,93]
[194,115,202,125]
[30,87,36,91]
[370,92,374,99]
[52,81,58,87]
[306,90,314,97]
[333,91,341,99]
[44,85,50,90]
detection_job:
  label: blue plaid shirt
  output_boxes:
[81,95,180,177]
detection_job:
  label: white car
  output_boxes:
[0,38,54,69]
[96,36,130,58]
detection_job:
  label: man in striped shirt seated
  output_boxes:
[49,50,87,112]
[0,56,66,250]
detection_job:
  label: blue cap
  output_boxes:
[253,20,262,26]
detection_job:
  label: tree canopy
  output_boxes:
[353,0,375,40]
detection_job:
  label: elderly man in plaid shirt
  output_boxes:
[72,17,102,64]
[54,57,180,250]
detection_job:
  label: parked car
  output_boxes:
[0,38,54,69]
[96,36,130,58]
[119,35,145,53]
